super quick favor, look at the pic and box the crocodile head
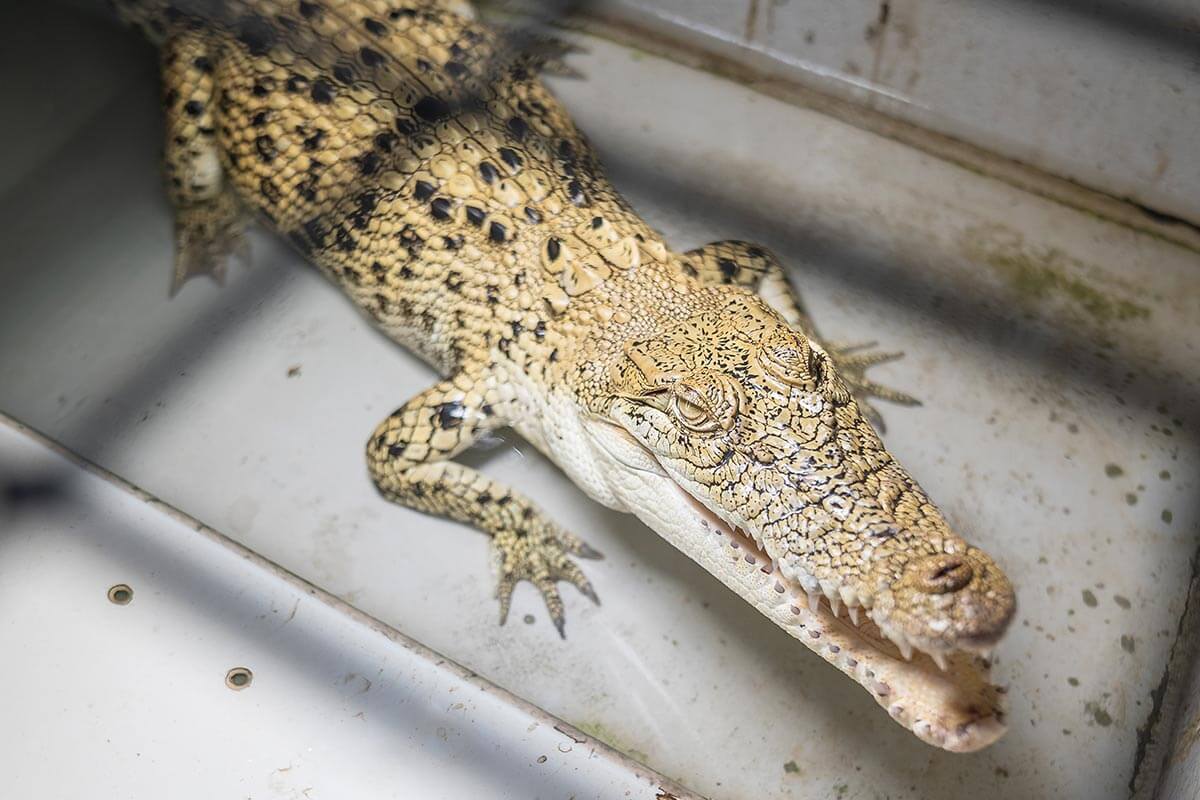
[584,286,1015,751]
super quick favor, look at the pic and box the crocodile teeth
[829,594,842,617]
[848,605,860,625]
[931,650,949,671]
[807,590,821,613]
[897,638,914,661]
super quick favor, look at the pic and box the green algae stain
[783,760,800,774]
[574,721,649,763]
[960,226,1151,324]
[1086,701,1114,727]
[1104,463,1124,478]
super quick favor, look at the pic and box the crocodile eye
[669,375,742,433]
[672,393,719,432]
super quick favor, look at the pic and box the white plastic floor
[0,417,694,799]
[2,3,1199,798]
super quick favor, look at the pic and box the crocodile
[114,0,1016,752]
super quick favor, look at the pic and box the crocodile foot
[493,514,602,638]
[824,341,921,433]
[171,189,248,295]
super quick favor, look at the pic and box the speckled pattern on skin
[115,0,1016,751]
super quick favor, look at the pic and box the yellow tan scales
[115,0,1016,751]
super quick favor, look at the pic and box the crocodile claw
[824,340,921,433]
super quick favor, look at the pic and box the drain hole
[225,667,253,690]
[107,584,133,605]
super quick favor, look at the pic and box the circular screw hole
[107,584,133,605]
[225,667,253,691]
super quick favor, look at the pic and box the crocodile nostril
[915,555,973,594]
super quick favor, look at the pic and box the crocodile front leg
[367,369,601,637]
[683,240,919,430]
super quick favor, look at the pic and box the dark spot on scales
[334,226,356,253]
[507,117,529,140]
[302,217,326,247]
[498,148,522,170]
[303,130,324,151]
[362,17,388,36]
[360,47,384,67]
[334,64,355,84]
[478,162,499,184]
[183,100,203,117]
[546,237,561,261]
[524,207,542,224]
[357,151,381,176]
[567,180,586,205]
[414,95,450,122]
[374,132,398,152]
[488,221,507,243]
[413,180,435,201]
[236,13,276,57]
[192,56,212,73]
[310,79,334,104]
[430,197,451,220]
[298,1,319,19]
[465,206,486,226]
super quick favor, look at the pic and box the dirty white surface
[0,417,691,799]
[589,0,1200,226]
[1,3,1199,799]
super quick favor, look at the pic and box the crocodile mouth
[678,490,1008,752]
[585,417,1008,751]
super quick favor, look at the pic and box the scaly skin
[114,0,1016,751]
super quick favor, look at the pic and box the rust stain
[865,1,891,85]
[743,0,760,42]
